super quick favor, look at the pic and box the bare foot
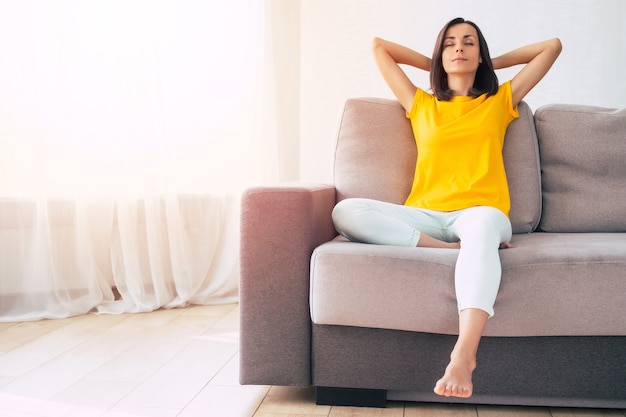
[449,241,461,249]
[433,355,476,398]
[416,234,460,249]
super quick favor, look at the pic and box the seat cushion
[310,233,626,337]
[333,98,541,233]
[535,104,626,232]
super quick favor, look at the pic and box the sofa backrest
[535,104,626,232]
[333,97,541,234]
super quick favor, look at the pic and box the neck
[447,74,475,96]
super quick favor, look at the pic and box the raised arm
[492,38,562,107]
[372,37,431,112]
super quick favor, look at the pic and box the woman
[332,17,561,399]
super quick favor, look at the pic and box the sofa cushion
[334,98,416,206]
[333,98,541,233]
[536,104,626,232]
[310,233,626,337]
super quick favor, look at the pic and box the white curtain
[0,0,278,321]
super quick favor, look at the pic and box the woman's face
[441,23,482,76]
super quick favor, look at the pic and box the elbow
[372,37,382,51]
[372,36,390,53]
[551,37,563,54]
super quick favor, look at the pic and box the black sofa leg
[315,386,387,408]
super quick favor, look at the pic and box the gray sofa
[239,98,626,408]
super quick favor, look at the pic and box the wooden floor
[0,304,624,417]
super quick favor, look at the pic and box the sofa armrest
[239,183,337,386]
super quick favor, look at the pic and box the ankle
[449,349,477,371]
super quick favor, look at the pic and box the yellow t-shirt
[405,81,519,216]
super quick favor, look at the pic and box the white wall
[297,0,626,182]
[270,0,301,182]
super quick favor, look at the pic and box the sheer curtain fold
[0,0,276,321]
[101,194,240,315]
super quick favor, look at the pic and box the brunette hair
[430,17,498,101]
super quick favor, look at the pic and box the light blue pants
[331,198,512,317]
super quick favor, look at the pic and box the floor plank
[328,401,404,417]
[0,304,624,417]
[549,409,626,417]
[477,404,551,417]
[404,402,477,417]
[254,386,331,416]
